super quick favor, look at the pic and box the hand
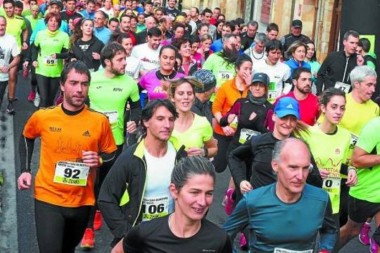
[32,61,38,68]
[187,147,204,156]
[82,150,100,168]
[319,169,330,179]
[227,114,237,124]
[357,54,364,66]
[0,65,8,73]
[239,180,252,194]
[111,238,124,253]
[92,52,100,60]
[22,42,28,50]
[50,54,57,59]
[346,169,357,186]
[126,121,137,134]
[23,61,29,69]
[243,72,252,86]
[18,172,32,190]
[222,126,235,136]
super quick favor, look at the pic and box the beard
[221,46,239,64]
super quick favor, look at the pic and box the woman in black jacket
[70,19,104,71]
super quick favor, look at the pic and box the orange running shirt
[23,105,117,207]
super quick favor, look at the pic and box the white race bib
[274,248,313,253]
[103,111,118,125]
[323,177,341,195]
[217,71,233,81]
[334,82,351,93]
[239,128,261,144]
[142,195,169,221]
[43,56,58,66]
[53,161,90,186]
[268,90,281,101]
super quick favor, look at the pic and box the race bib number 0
[323,177,340,194]
[239,128,261,144]
[334,82,351,93]
[142,196,169,221]
[53,161,90,186]
[43,57,58,67]
[274,248,312,253]
[103,111,118,125]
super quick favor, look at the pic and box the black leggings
[36,74,60,107]
[0,81,7,105]
[212,133,233,173]
[35,199,91,253]
[87,145,124,228]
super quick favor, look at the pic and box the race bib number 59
[53,161,90,186]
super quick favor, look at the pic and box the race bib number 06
[54,161,90,186]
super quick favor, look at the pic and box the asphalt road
[0,73,369,252]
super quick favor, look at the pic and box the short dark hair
[265,39,283,54]
[147,26,162,37]
[292,67,311,80]
[201,8,212,16]
[100,42,126,67]
[108,17,119,25]
[172,22,186,32]
[3,0,15,7]
[140,99,178,137]
[44,12,62,28]
[223,21,235,32]
[14,1,23,9]
[266,22,279,32]
[172,37,190,51]
[359,38,371,53]
[60,61,91,84]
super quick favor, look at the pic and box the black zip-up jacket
[98,140,186,246]
[316,51,357,95]
[70,36,104,71]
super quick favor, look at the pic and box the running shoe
[6,101,15,115]
[239,233,248,250]
[33,93,40,108]
[80,228,95,249]
[359,222,371,245]
[93,210,103,231]
[370,237,379,253]
[224,188,235,215]
[27,91,36,102]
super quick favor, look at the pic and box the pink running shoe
[370,237,379,253]
[239,233,248,250]
[27,91,36,102]
[224,188,235,215]
[359,222,371,245]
